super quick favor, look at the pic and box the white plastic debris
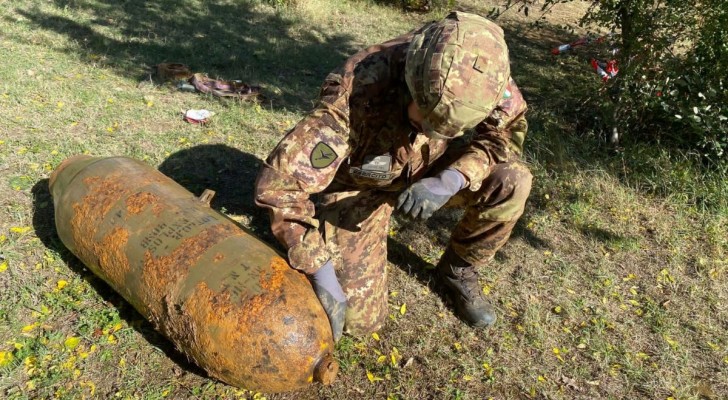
[183,109,214,124]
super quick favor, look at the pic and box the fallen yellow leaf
[366,370,383,383]
[64,336,80,350]
[81,381,96,396]
[10,226,31,234]
[399,303,407,315]
[371,332,380,341]
[0,351,14,367]
[0,261,8,273]
[482,362,494,377]
[390,347,400,367]
[664,335,679,349]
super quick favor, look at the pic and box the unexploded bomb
[50,155,338,393]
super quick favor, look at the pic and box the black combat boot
[436,247,497,328]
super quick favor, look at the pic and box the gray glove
[397,168,466,220]
[309,260,347,342]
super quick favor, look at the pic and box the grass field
[1,0,726,399]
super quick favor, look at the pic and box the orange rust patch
[71,175,166,240]
[173,282,241,385]
[65,173,168,318]
[69,177,133,284]
[262,256,289,292]
[232,256,289,326]
[96,227,131,288]
[140,223,245,318]
[125,192,164,216]
[69,173,165,259]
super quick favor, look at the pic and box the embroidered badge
[310,142,338,169]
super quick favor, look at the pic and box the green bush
[590,0,728,163]
[496,0,727,164]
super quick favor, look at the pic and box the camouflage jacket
[255,27,528,274]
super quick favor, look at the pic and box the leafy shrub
[588,0,728,163]
[495,0,727,165]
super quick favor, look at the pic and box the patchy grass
[1,0,726,399]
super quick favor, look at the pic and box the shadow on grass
[158,143,276,245]
[14,0,358,110]
[30,179,208,379]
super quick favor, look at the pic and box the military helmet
[405,11,511,139]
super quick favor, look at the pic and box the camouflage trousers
[317,161,532,336]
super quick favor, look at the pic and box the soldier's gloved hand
[397,168,466,220]
[309,260,347,342]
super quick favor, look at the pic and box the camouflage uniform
[255,12,532,335]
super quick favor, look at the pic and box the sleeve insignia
[310,142,338,169]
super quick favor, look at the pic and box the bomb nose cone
[313,353,339,385]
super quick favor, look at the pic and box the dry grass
[0,0,726,399]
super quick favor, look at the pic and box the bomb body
[50,155,337,392]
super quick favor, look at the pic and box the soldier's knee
[471,164,532,222]
[511,166,532,203]
[490,163,532,202]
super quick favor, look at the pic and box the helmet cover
[405,12,511,139]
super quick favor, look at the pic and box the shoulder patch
[310,142,338,169]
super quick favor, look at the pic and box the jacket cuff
[287,229,330,275]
